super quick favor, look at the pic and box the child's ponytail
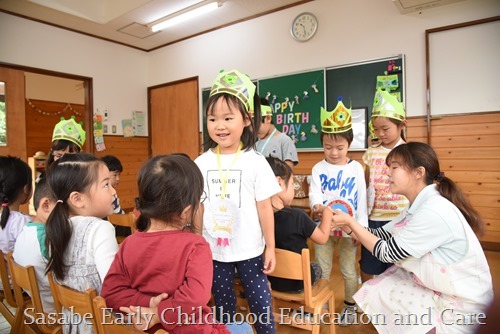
[45,201,72,280]
[0,156,33,229]
[44,153,103,280]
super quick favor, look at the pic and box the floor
[1,250,498,334]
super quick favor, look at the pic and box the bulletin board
[258,70,325,151]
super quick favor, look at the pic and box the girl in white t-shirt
[195,69,281,334]
[0,156,33,259]
[45,152,119,333]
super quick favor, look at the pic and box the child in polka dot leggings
[195,69,282,333]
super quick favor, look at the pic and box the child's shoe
[339,305,357,326]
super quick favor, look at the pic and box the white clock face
[291,13,318,41]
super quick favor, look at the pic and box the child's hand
[263,247,276,274]
[312,204,325,220]
[330,210,354,228]
[119,305,158,331]
[119,293,168,330]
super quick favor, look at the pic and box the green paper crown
[261,105,272,117]
[52,116,86,149]
[372,88,406,121]
[209,69,256,112]
[321,98,352,134]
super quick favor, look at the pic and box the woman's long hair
[387,142,484,235]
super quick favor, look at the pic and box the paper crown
[261,105,272,117]
[371,88,405,121]
[209,69,256,112]
[52,116,86,149]
[320,97,352,134]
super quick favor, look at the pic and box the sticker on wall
[122,119,134,138]
[132,111,145,136]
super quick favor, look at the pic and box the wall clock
[290,12,318,42]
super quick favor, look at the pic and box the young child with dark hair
[0,156,33,265]
[101,154,252,334]
[46,116,86,168]
[256,98,298,170]
[101,155,124,214]
[266,157,331,293]
[13,174,56,312]
[309,98,368,326]
[195,69,281,333]
[45,152,119,333]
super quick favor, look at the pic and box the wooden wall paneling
[429,112,500,244]
[94,136,149,211]
[25,99,86,157]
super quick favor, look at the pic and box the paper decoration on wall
[132,111,145,136]
[93,114,106,151]
[122,119,134,138]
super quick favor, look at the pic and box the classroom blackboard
[326,56,405,149]
[200,56,404,151]
[258,70,325,151]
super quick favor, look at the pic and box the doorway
[0,63,93,160]
[148,77,200,158]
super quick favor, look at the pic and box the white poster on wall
[132,111,145,136]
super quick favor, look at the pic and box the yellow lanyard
[216,143,242,200]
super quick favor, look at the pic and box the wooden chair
[108,212,137,244]
[0,252,17,325]
[268,248,335,334]
[48,273,99,333]
[93,296,168,334]
[6,252,61,334]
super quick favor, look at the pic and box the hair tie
[434,172,445,182]
[56,200,63,204]
[1,203,8,207]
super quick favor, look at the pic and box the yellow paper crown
[371,88,405,121]
[321,97,352,134]
[52,116,86,149]
[209,69,256,112]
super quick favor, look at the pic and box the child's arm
[309,206,333,245]
[90,220,119,280]
[256,198,276,274]
[309,167,324,216]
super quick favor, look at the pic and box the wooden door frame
[0,62,94,154]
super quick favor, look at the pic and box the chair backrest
[7,252,60,334]
[269,248,314,306]
[108,213,136,232]
[0,252,18,326]
[48,273,98,331]
[109,213,137,244]
[0,252,16,307]
[6,252,44,312]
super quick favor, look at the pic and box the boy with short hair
[256,98,299,170]
[101,155,124,214]
[309,98,368,326]
[13,175,57,313]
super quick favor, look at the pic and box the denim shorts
[359,220,394,275]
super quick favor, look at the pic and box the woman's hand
[331,209,355,229]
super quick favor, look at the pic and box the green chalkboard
[200,56,404,152]
[258,70,325,151]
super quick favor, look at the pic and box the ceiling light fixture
[150,1,223,32]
